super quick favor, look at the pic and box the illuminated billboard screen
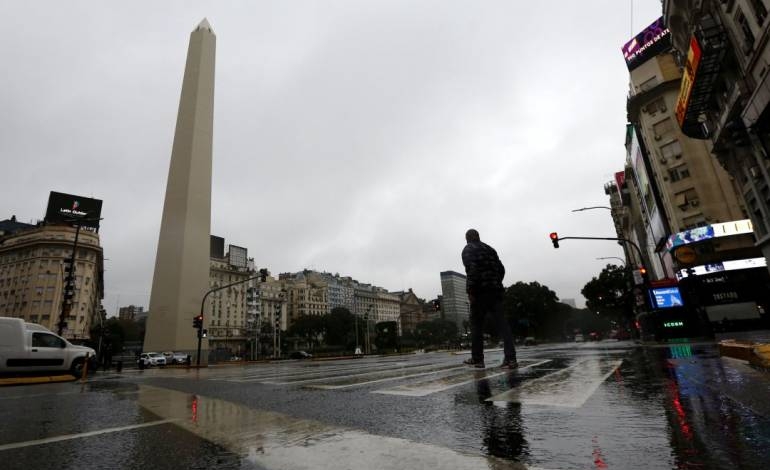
[44,191,102,229]
[650,287,684,309]
[228,245,248,268]
[622,17,671,71]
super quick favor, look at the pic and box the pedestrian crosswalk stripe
[373,360,552,397]
[266,362,462,386]
[216,362,409,382]
[485,358,623,407]
[306,365,467,390]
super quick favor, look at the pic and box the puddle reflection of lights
[668,345,693,359]
[191,395,198,423]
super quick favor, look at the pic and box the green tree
[414,319,458,347]
[323,307,356,346]
[581,264,633,321]
[502,281,560,338]
[287,314,325,349]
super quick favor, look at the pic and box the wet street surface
[2,340,770,469]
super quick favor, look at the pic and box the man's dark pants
[470,289,516,363]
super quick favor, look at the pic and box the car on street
[162,351,189,364]
[289,351,313,359]
[0,316,96,375]
[524,337,537,346]
[137,352,166,367]
[574,333,585,342]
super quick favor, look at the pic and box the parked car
[0,317,96,375]
[162,351,189,364]
[137,352,166,367]
[524,337,537,346]
[574,333,585,343]
[289,351,313,359]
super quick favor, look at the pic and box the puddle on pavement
[136,384,529,470]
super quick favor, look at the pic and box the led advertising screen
[228,245,248,268]
[650,287,684,309]
[622,17,671,71]
[44,191,102,229]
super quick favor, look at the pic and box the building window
[668,165,691,182]
[653,118,675,137]
[736,9,756,50]
[660,140,683,160]
[749,0,768,25]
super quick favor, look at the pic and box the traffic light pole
[198,272,267,366]
[553,236,645,270]
[552,235,651,310]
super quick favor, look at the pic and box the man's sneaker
[500,359,518,370]
[463,358,485,368]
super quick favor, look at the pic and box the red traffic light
[549,232,559,248]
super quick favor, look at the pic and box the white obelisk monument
[144,19,215,362]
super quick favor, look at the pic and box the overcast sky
[1,1,663,315]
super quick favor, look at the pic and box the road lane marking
[486,358,623,407]
[306,365,467,390]
[221,362,413,382]
[134,384,534,469]
[373,360,553,397]
[0,419,177,451]
[263,362,461,385]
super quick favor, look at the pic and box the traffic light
[259,268,268,282]
[432,299,441,311]
[549,232,559,248]
[201,329,208,338]
[639,266,649,284]
[193,315,203,329]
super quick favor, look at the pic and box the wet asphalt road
[2,340,770,469]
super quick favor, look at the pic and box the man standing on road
[461,229,517,369]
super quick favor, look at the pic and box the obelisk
[144,19,215,362]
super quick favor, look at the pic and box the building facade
[439,271,470,331]
[0,222,105,340]
[118,305,144,321]
[206,242,255,358]
[664,0,770,272]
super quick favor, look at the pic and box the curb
[0,374,76,386]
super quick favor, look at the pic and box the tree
[502,281,560,338]
[287,315,325,349]
[581,264,633,321]
[414,319,458,347]
[323,307,356,346]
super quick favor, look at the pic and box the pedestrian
[461,228,517,369]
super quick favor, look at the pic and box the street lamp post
[365,304,373,354]
[571,206,612,212]
[596,257,627,266]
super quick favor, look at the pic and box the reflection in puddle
[136,384,526,469]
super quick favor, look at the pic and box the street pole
[355,313,359,353]
[58,223,81,336]
[198,271,266,366]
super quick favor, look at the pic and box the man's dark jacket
[462,241,505,296]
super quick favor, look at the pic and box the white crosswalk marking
[373,360,552,397]
[485,358,623,407]
[266,362,461,386]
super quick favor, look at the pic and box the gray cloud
[0,1,664,313]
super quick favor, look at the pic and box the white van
[0,317,96,375]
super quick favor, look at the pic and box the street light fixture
[571,206,612,212]
[596,257,627,266]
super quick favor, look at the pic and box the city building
[394,289,429,334]
[144,19,216,360]
[207,238,255,359]
[440,271,470,331]
[0,220,104,340]
[664,0,770,272]
[613,13,770,337]
[118,305,144,321]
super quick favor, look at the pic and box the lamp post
[365,304,373,354]
[596,257,627,266]
[571,206,612,212]
[58,215,102,337]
